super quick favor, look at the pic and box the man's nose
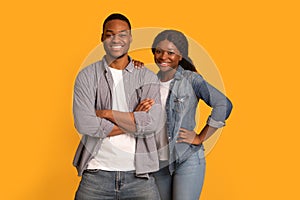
[111,35,121,42]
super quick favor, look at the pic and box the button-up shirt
[72,57,162,177]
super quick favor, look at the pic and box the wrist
[103,110,110,119]
[193,135,202,145]
[107,110,114,121]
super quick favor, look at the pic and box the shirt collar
[102,55,134,73]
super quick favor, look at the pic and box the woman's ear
[179,54,183,61]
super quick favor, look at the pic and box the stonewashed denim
[154,146,206,200]
[75,169,160,200]
[158,66,232,173]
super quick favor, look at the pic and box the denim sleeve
[133,70,163,136]
[192,73,233,128]
[73,68,114,138]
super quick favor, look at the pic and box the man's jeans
[75,169,160,200]
[153,148,206,200]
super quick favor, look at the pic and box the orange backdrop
[1,0,299,199]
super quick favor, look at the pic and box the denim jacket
[160,66,233,174]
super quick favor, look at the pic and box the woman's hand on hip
[177,128,202,145]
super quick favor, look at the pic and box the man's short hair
[102,13,131,32]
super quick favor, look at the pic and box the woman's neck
[160,69,176,82]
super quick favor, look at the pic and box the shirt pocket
[128,87,142,110]
[135,87,143,101]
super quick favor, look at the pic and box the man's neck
[105,54,130,70]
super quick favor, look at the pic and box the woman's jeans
[154,148,206,200]
[75,169,160,200]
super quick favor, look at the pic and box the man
[73,13,162,199]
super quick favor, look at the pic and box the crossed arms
[73,66,162,139]
[95,99,155,136]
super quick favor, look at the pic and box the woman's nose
[159,51,168,60]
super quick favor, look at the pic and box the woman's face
[154,39,182,72]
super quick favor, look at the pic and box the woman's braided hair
[151,30,197,72]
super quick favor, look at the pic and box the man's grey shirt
[73,57,162,177]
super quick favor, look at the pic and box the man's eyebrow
[105,29,129,33]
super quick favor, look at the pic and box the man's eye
[168,51,175,55]
[155,49,161,54]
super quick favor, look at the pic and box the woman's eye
[168,51,175,55]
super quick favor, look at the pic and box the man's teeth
[112,46,122,49]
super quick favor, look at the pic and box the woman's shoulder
[181,69,204,81]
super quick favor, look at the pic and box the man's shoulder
[133,66,157,77]
[133,67,159,84]
[78,60,103,76]
[74,60,105,87]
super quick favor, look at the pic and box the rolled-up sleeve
[192,74,233,128]
[133,70,163,136]
[73,68,114,138]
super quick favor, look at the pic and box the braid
[152,30,197,72]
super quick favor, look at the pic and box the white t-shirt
[155,79,173,161]
[87,67,136,171]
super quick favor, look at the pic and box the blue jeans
[154,148,206,200]
[75,169,160,200]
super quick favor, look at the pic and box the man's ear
[101,33,104,42]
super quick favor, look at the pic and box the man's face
[102,19,132,60]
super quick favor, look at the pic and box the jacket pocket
[173,96,188,113]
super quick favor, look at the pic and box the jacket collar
[174,65,184,80]
[157,65,184,81]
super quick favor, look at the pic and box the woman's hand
[132,59,144,69]
[135,98,154,112]
[177,128,203,145]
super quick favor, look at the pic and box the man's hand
[96,110,110,119]
[95,109,136,132]
[135,98,155,112]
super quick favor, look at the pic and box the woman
[138,30,233,200]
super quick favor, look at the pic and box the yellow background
[1,0,299,199]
